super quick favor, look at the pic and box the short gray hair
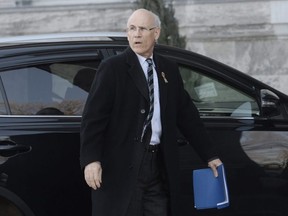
[153,13,161,28]
[128,9,162,28]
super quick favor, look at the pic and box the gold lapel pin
[161,72,168,83]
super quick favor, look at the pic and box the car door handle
[0,141,31,157]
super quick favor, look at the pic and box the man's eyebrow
[129,25,146,28]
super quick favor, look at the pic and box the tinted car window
[0,61,98,115]
[179,64,260,117]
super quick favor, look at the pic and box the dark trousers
[125,145,169,216]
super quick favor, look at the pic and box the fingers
[208,159,222,178]
[211,166,218,178]
[84,161,102,190]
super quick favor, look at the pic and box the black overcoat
[80,47,217,216]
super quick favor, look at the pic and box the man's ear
[155,28,161,41]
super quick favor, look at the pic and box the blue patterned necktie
[141,58,154,141]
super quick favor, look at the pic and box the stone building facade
[0,0,288,94]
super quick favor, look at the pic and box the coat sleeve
[80,60,116,169]
[175,65,218,162]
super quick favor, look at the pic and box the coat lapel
[125,48,149,102]
[124,48,169,109]
[154,54,168,114]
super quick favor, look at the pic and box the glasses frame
[127,25,158,33]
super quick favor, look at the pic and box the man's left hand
[208,159,222,177]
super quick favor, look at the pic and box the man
[80,8,222,216]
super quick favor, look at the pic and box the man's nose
[134,31,142,37]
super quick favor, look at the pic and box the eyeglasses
[127,26,158,33]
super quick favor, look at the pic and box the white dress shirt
[136,54,162,145]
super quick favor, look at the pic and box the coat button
[140,109,145,114]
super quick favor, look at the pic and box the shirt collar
[136,53,154,67]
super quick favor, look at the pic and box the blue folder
[193,164,229,210]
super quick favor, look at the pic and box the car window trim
[0,76,11,115]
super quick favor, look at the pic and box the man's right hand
[84,161,102,190]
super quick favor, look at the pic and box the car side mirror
[260,89,280,117]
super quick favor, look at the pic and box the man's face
[127,10,160,58]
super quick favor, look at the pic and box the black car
[0,32,287,216]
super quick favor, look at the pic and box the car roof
[0,32,127,46]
